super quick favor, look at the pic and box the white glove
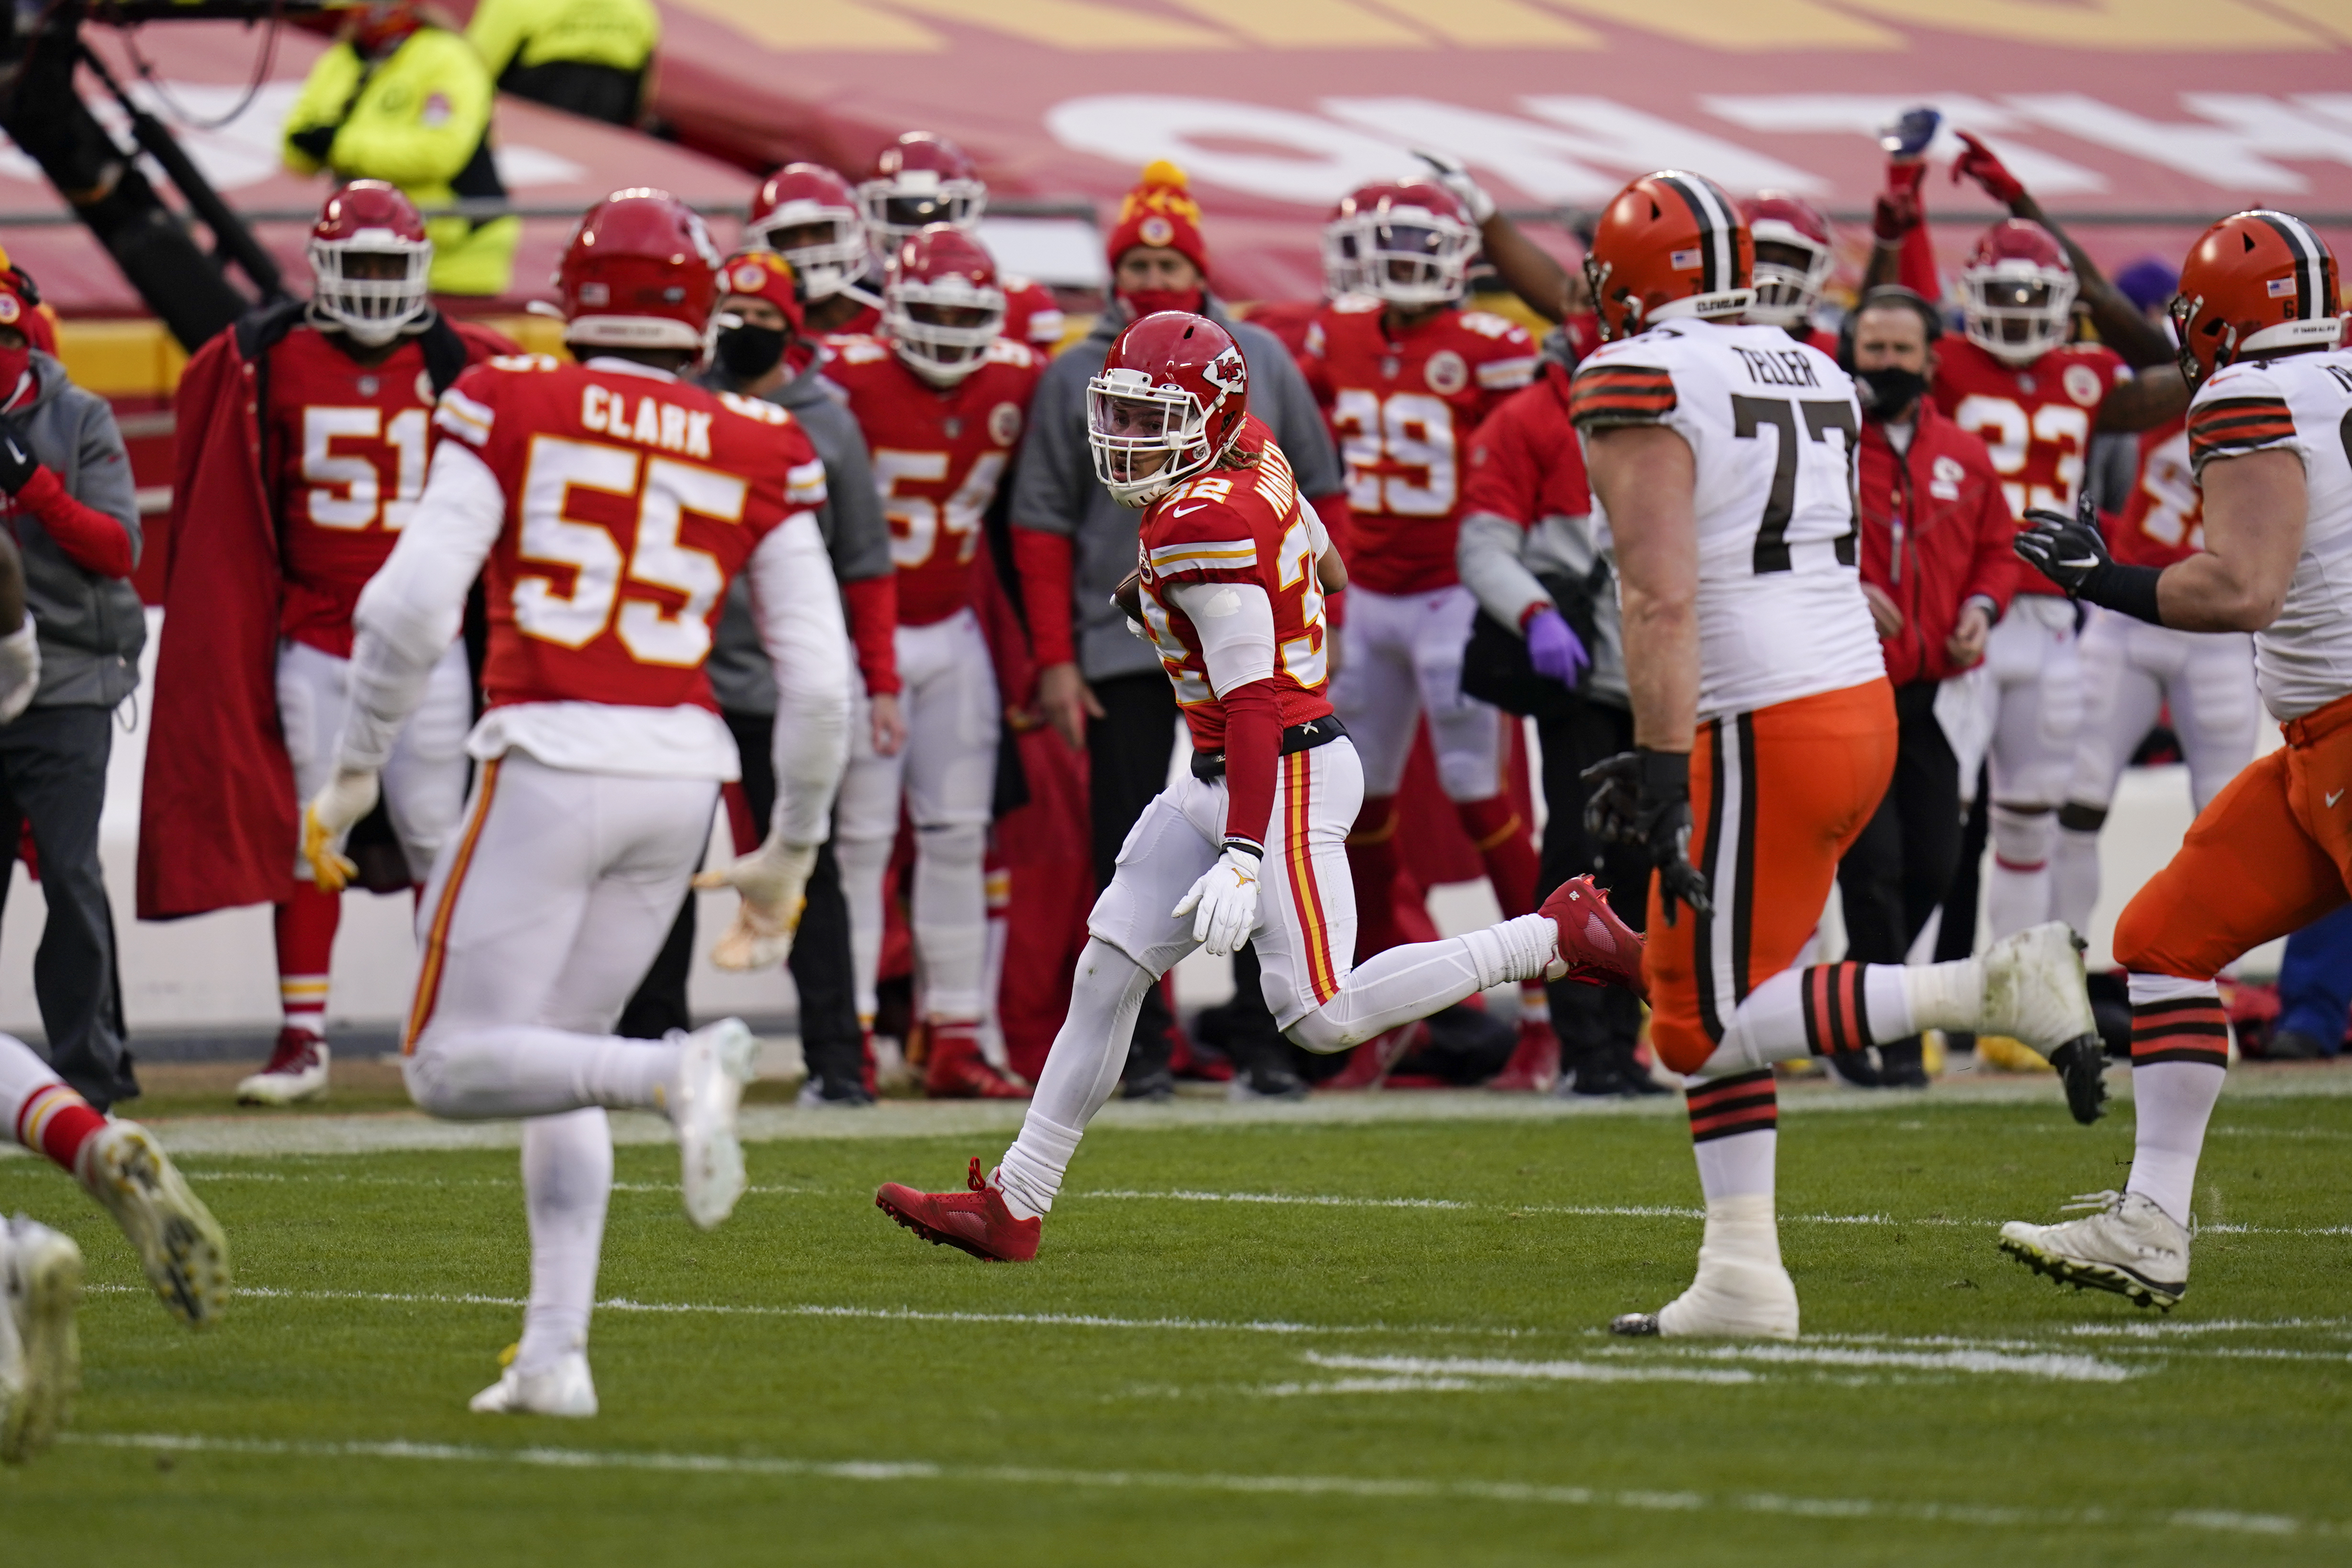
[1173,845,1264,958]
[301,766,380,893]
[692,834,817,971]
[0,622,38,724]
[1414,147,1495,224]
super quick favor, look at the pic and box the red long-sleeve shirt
[1856,403,2017,686]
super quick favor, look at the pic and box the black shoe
[1122,1068,1176,1101]
[2263,1027,2333,1061]
[1826,1050,1884,1087]
[1565,1049,1669,1098]
[1230,1064,1309,1101]
[1876,1038,1929,1089]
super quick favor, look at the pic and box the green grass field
[2,1081,2347,1565]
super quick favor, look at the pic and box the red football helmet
[1960,219,2077,366]
[747,163,869,303]
[1741,192,1833,331]
[2172,210,2343,388]
[555,188,723,352]
[309,179,432,347]
[1584,171,1753,342]
[1086,312,1249,508]
[860,132,986,245]
[884,226,1005,387]
[717,248,806,339]
[1322,180,1476,307]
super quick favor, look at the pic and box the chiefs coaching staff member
[140,182,514,1103]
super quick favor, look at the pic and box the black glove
[288,123,340,164]
[2015,489,2164,624]
[0,421,38,496]
[1581,748,1713,926]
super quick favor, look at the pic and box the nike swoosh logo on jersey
[2330,789,2345,808]
[1169,502,1209,517]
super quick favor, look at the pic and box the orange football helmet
[2172,210,2343,388]
[1584,171,1753,342]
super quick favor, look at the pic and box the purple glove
[1525,608,1589,686]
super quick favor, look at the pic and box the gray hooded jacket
[3,353,143,708]
[1008,297,1342,684]
[702,353,889,716]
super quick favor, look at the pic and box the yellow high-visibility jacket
[282,28,518,297]
[467,0,659,77]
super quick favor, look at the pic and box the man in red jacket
[1836,287,2016,1086]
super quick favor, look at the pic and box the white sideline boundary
[55,1431,2329,1539]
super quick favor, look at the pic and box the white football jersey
[2187,347,2352,721]
[1571,318,1883,721]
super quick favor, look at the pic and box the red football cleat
[923,1023,1029,1101]
[1487,1013,1561,1093]
[875,1157,1041,1262]
[1540,874,1646,995]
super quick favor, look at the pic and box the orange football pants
[2114,690,2352,980]
[1647,679,1897,1075]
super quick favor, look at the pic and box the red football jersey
[1934,335,2129,594]
[1460,361,1588,527]
[267,329,442,657]
[433,355,825,710]
[1239,299,1321,373]
[1135,416,1336,750]
[826,334,1041,625]
[2108,414,2200,570]
[1001,275,1066,350]
[1306,298,1538,594]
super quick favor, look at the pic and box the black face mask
[715,323,787,382]
[1855,364,1928,422]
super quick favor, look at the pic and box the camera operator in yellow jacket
[282,1,517,298]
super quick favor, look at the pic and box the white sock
[835,830,895,1023]
[913,822,988,1020]
[1702,964,1925,1072]
[2051,823,2103,936]
[517,1108,610,1376]
[1986,804,2055,939]
[402,1028,679,1121]
[1697,1191,1784,1271]
[1287,918,1549,1055]
[992,941,1157,1217]
[997,1111,1081,1222]
[2123,974,2228,1227]
[1694,1129,1776,1205]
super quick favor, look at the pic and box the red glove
[1951,130,2024,206]
[1872,187,1920,245]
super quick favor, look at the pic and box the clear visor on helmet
[747,208,867,302]
[1962,263,2076,364]
[1085,368,1213,508]
[1747,236,1831,329]
[887,275,1006,386]
[309,232,431,346]
[1352,213,1476,307]
[861,174,985,242]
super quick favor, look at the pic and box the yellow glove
[301,767,380,894]
[691,836,816,971]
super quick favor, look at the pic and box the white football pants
[279,637,471,883]
[399,753,716,1380]
[1329,583,1507,800]
[2053,612,2259,934]
[834,608,999,1023]
[1983,595,2084,940]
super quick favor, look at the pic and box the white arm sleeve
[340,440,506,771]
[1168,579,1276,699]
[745,511,852,845]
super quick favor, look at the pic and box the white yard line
[56,1431,2329,1539]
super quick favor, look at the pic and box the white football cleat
[469,1351,598,1417]
[1980,922,2109,1123]
[1612,1195,1799,1340]
[1,1217,83,1464]
[672,1018,758,1231]
[1999,1190,2189,1311]
[75,1121,231,1329]
[236,1030,332,1106]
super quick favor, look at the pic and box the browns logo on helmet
[309,179,432,347]
[747,164,869,303]
[1959,219,2076,366]
[885,225,1006,387]
[1584,171,1754,343]
[555,188,723,351]
[1741,191,1833,332]
[1085,312,1249,508]
[2172,209,2344,388]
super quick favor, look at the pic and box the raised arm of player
[1415,148,1575,323]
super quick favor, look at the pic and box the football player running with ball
[2001,212,2352,1311]
[824,226,1042,1098]
[302,190,853,1414]
[1572,173,2101,1340]
[874,313,1642,1261]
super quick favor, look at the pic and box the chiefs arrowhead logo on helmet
[1584,171,1754,343]
[2172,209,2343,388]
[1087,312,1250,509]
[1201,343,1247,397]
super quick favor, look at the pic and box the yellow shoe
[1975,1034,2051,1073]
[1921,1030,1948,1079]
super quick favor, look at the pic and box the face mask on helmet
[861,170,985,245]
[749,213,868,303]
[1354,216,1475,307]
[1086,370,1217,508]
[1962,267,2076,365]
[886,278,1005,387]
[309,236,432,346]
[1748,238,1830,330]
